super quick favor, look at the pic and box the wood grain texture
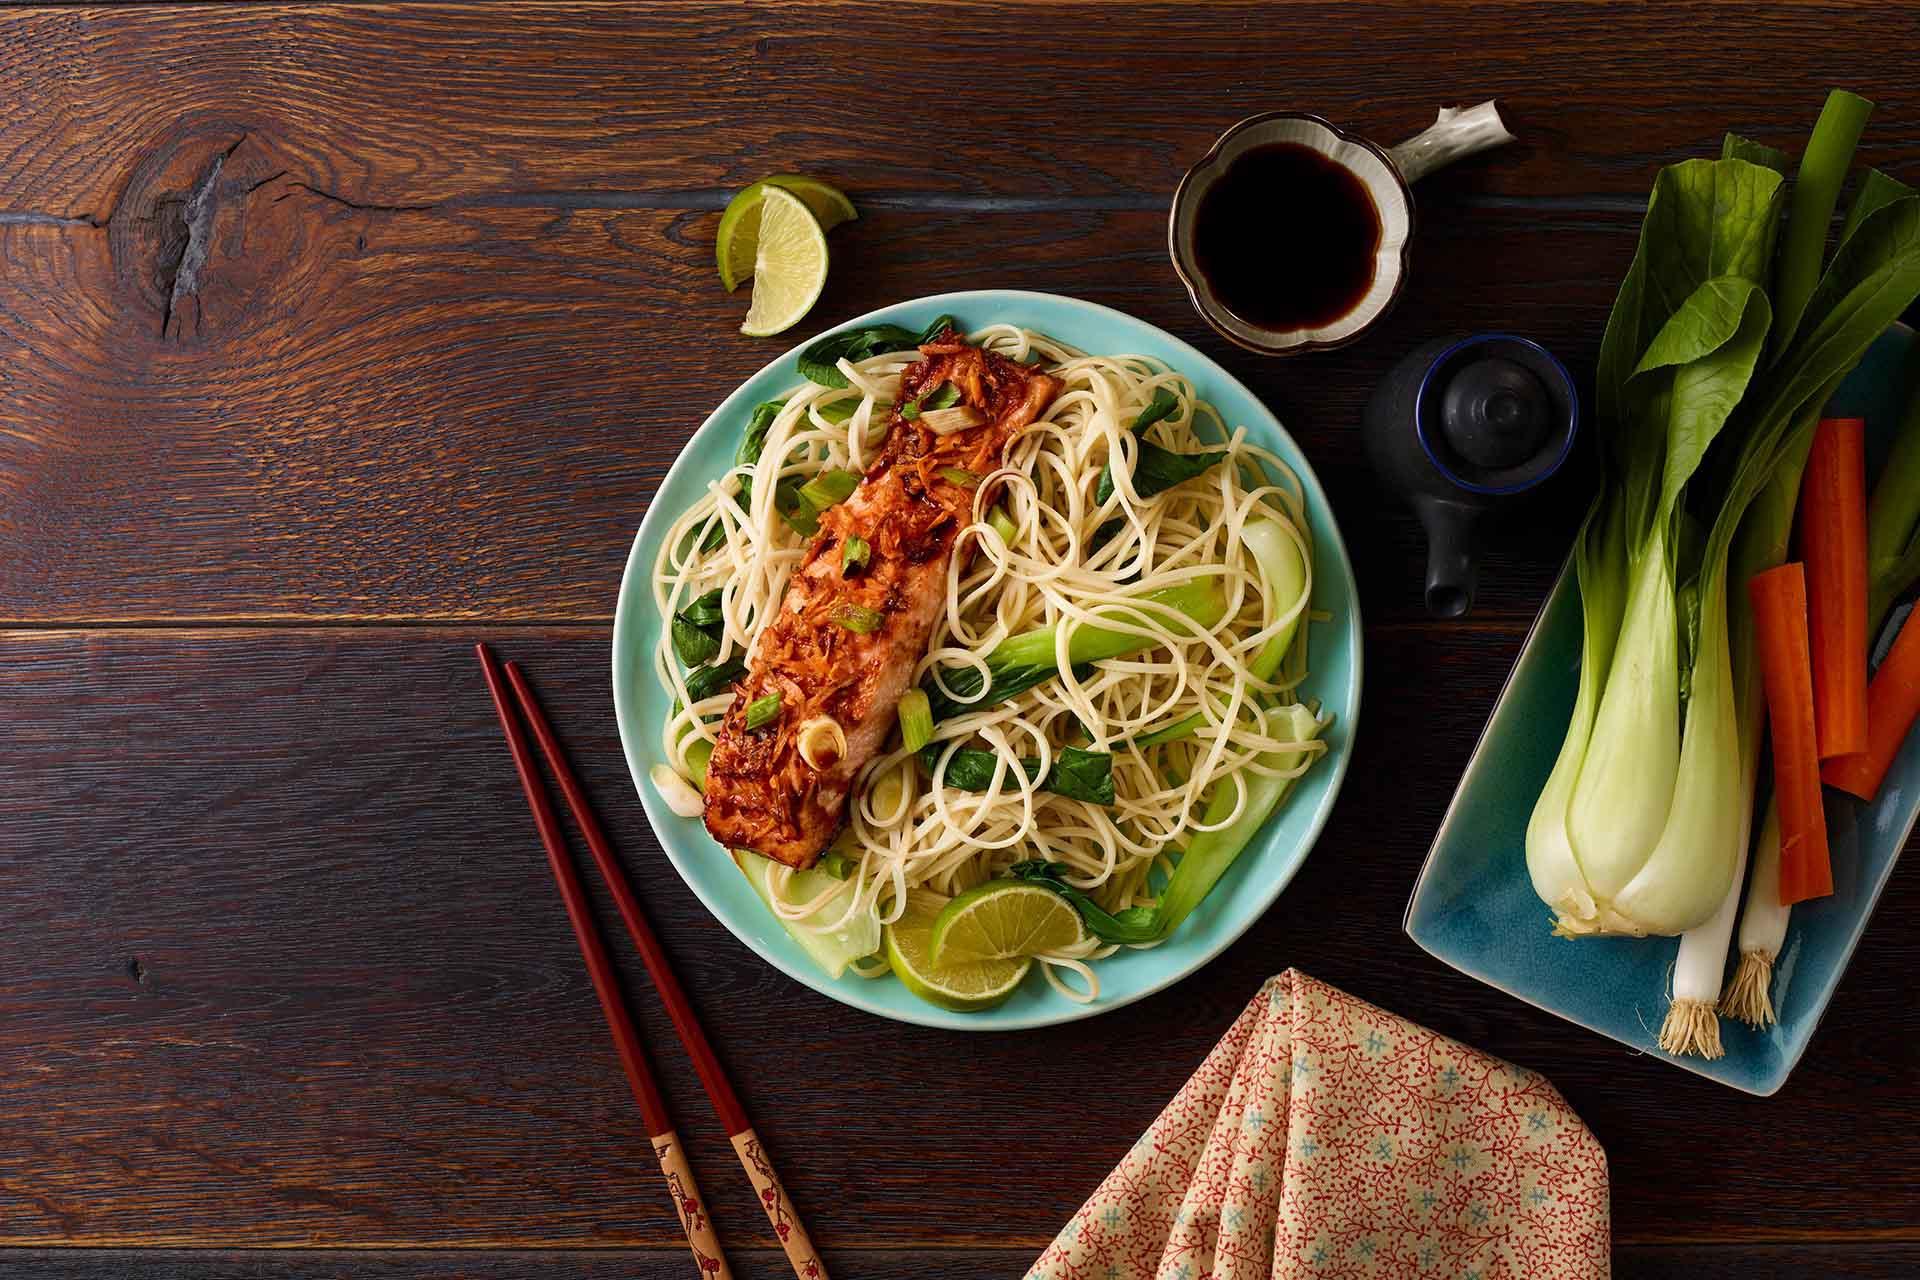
[8,1,1920,1270]
[3,4,1920,215]
[0,197,1606,626]
[5,1,1916,626]
[3,626,1917,1252]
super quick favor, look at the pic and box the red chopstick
[476,644,730,1278]
[479,644,827,1280]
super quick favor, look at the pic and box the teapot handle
[1388,101,1515,184]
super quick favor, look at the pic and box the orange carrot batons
[1824,605,1920,801]
[1802,417,1870,759]
[1749,563,1833,905]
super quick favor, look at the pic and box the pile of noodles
[652,324,1323,1001]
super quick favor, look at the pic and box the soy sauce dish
[1169,105,1513,355]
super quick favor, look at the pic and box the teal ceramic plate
[1407,325,1918,1094]
[613,290,1362,1030]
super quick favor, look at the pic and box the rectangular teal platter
[1406,325,1918,1095]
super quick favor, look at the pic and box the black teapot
[1362,334,1579,618]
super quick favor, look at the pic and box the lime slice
[739,186,829,338]
[716,176,856,292]
[931,880,1086,964]
[885,889,1030,1011]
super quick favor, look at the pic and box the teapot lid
[1414,334,1578,496]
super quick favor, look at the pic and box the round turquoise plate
[613,290,1362,1029]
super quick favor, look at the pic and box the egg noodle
[653,324,1324,1002]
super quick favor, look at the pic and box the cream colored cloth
[1027,970,1609,1279]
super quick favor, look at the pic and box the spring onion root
[1721,950,1778,1029]
[1722,799,1789,1028]
[1657,996,1725,1060]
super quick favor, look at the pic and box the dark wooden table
[6,4,1920,1277]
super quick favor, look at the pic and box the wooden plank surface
[5,627,1919,1255]
[4,3,1920,214]
[0,201,1603,626]
[6,1,1920,1273]
[4,1,1919,626]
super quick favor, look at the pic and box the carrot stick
[1802,417,1870,758]
[1749,563,1833,905]
[1824,605,1920,801]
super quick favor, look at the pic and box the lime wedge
[716,175,856,292]
[765,174,858,233]
[739,186,828,338]
[931,880,1086,963]
[885,889,1030,1011]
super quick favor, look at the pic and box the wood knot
[107,120,350,344]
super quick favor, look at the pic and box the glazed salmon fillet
[703,331,1064,867]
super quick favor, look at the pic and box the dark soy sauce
[1192,142,1383,331]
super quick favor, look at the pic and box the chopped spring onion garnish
[937,466,981,488]
[831,602,885,634]
[897,688,933,751]
[986,505,1017,546]
[820,850,856,880]
[797,468,860,514]
[924,383,961,410]
[795,716,846,770]
[918,405,984,433]
[744,692,783,731]
[842,534,871,574]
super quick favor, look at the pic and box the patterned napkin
[1026,970,1609,1280]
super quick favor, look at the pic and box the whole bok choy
[1527,90,1920,942]
[1526,157,1783,938]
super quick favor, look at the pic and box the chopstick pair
[476,644,825,1280]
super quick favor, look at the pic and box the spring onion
[795,716,846,771]
[1723,801,1788,1028]
[744,692,783,730]
[897,688,933,752]
[842,534,871,575]
[986,505,1018,546]
[831,602,885,634]
[1866,372,1920,627]
[936,466,981,488]
[918,405,985,433]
